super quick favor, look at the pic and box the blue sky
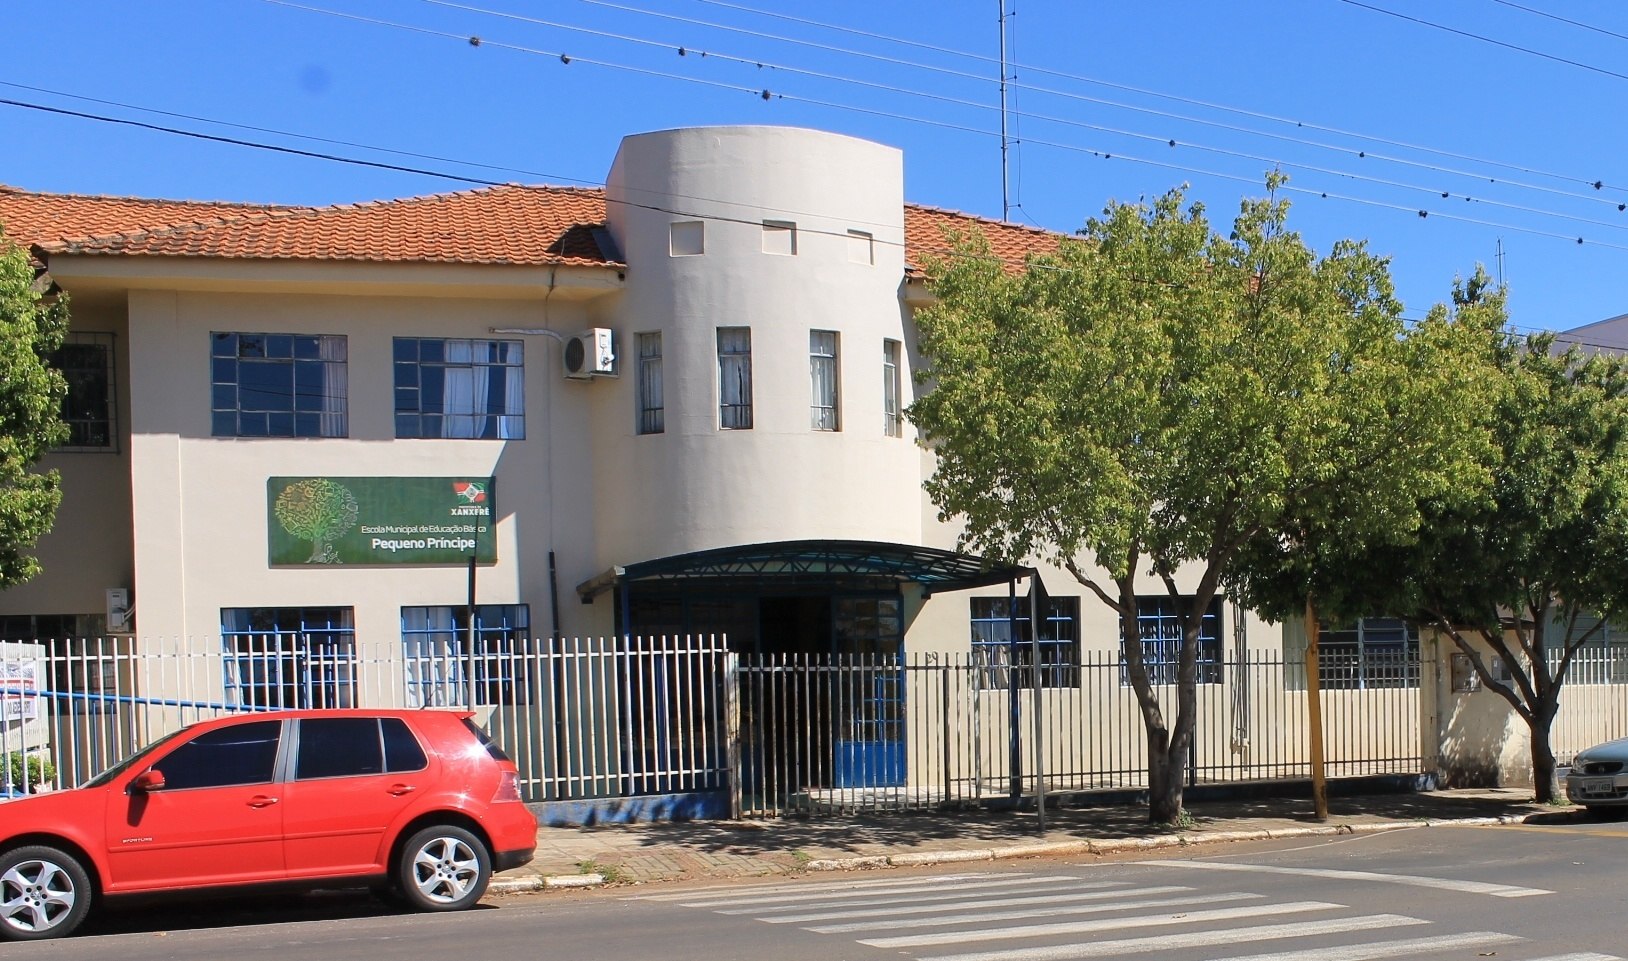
[5,1,1627,337]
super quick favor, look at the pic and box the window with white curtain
[211,332,348,438]
[810,330,839,431]
[718,327,753,430]
[220,606,356,709]
[393,338,524,439]
[883,338,902,437]
[637,331,664,435]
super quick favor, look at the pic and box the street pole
[467,553,479,710]
[1305,595,1329,821]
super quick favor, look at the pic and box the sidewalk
[489,788,1577,894]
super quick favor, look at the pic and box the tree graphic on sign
[274,478,359,564]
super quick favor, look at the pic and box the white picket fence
[4,636,1627,814]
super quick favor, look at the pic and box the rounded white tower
[593,126,921,565]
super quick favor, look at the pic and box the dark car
[0,709,537,941]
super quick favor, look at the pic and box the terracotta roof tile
[0,183,1062,274]
[27,184,619,268]
[0,186,284,266]
[902,204,1067,275]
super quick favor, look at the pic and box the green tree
[274,478,359,563]
[911,182,1478,823]
[0,231,69,587]
[1388,279,1628,802]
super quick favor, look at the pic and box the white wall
[594,126,921,567]
[121,288,605,643]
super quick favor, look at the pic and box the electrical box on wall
[1450,652,1481,693]
[105,588,132,634]
[563,328,616,379]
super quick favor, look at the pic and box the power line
[680,0,1625,196]
[1338,0,1628,82]
[1487,0,1628,44]
[16,5,1628,269]
[368,1,1628,238]
[11,99,1618,344]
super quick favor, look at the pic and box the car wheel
[396,826,491,912]
[0,845,92,941]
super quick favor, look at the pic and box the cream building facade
[5,126,1513,809]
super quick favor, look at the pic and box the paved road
[41,818,1628,961]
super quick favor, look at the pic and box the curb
[488,812,1558,893]
[488,872,606,894]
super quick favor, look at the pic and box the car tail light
[492,769,522,803]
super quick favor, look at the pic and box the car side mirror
[130,769,166,793]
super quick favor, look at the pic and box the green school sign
[267,476,496,566]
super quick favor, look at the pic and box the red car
[0,709,538,941]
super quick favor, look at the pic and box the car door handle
[247,795,280,808]
[387,784,418,797]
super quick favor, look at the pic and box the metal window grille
[718,327,753,430]
[392,337,524,440]
[637,332,664,435]
[970,596,1081,689]
[1126,597,1224,685]
[810,330,839,431]
[1318,617,1421,689]
[211,332,348,438]
[401,605,532,706]
[220,607,356,709]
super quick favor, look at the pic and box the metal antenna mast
[998,0,1013,221]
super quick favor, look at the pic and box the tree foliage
[0,232,68,588]
[911,181,1484,822]
[1386,277,1628,801]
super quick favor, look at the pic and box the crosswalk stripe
[622,871,1025,901]
[807,890,1260,934]
[918,913,1429,961]
[759,884,1190,923]
[668,874,1083,909]
[712,877,1113,914]
[859,899,1343,948]
[1136,859,1552,898]
[1200,931,1523,961]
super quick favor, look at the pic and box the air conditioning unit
[563,328,617,379]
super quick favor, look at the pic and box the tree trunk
[1528,703,1560,804]
[1147,734,1183,823]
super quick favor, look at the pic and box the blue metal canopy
[576,539,1031,601]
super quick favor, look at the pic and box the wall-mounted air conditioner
[564,328,617,379]
[106,588,133,634]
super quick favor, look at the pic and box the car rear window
[460,717,512,762]
[383,717,428,771]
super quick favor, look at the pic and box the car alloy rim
[1,859,77,933]
[411,836,480,904]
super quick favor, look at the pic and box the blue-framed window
[393,338,524,439]
[221,606,355,708]
[401,605,531,706]
[1125,596,1223,686]
[1319,617,1419,689]
[970,596,1081,690]
[211,332,347,438]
